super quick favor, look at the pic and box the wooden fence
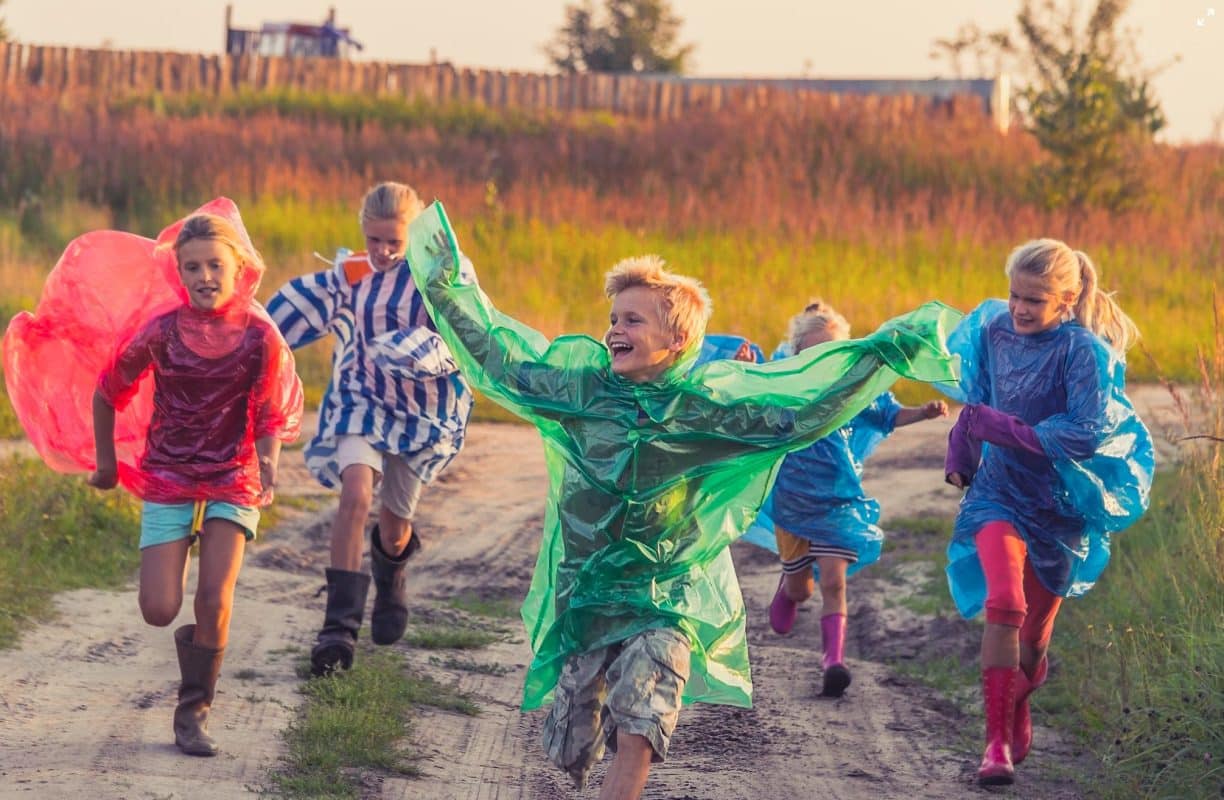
[0,42,1009,130]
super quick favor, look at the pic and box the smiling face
[605,286,686,383]
[362,216,409,271]
[177,238,241,311]
[1008,271,1069,335]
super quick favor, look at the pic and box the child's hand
[732,342,756,363]
[88,465,118,490]
[429,231,455,267]
[923,400,949,420]
[258,455,278,504]
[946,471,969,490]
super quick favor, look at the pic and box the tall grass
[1041,295,1223,799]
[0,456,141,647]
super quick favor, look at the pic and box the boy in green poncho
[407,203,960,799]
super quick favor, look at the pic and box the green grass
[0,456,141,648]
[445,591,522,620]
[113,89,558,139]
[267,645,480,798]
[432,655,514,677]
[402,623,504,650]
[1041,465,1223,800]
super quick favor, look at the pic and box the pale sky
[6,1,1222,142]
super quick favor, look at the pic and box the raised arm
[266,265,348,350]
[406,202,603,418]
[678,302,962,450]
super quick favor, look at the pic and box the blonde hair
[788,298,850,352]
[359,181,423,224]
[604,255,712,347]
[1005,239,1140,352]
[173,213,260,271]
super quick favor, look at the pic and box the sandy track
[0,385,1180,798]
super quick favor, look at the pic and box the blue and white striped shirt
[267,253,473,488]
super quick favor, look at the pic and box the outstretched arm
[406,203,602,418]
[682,302,962,449]
[266,266,348,350]
[895,399,949,428]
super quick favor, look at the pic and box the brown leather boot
[310,568,371,676]
[369,524,419,646]
[173,624,225,757]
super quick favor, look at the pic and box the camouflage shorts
[541,627,691,789]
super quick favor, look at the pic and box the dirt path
[0,387,1181,799]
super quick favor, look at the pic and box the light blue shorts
[139,500,260,550]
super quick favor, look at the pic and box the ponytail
[1072,251,1140,353]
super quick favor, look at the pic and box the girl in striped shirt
[268,182,473,677]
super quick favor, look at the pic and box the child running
[5,200,304,756]
[404,201,961,799]
[942,239,1153,785]
[763,299,947,698]
[267,181,473,677]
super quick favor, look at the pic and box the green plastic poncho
[408,203,962,711]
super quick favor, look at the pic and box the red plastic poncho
[3,198,303,506]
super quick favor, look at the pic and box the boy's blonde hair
[360,181,424,224]
[173,213,261,272]
[788,298,850,352]
[604,255,712,347]
[1005,238,1139,352]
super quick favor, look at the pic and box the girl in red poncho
[6,202,303,757]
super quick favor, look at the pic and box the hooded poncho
[3,198,303,505]
[939,300,1153,617]
[407,201,962,710]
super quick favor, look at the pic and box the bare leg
[330,464,376,570]
[599,731,653,800]
[192,519,247,649]
[139,538,192,627]
[816,556,848,617]
[377,505,413,556]
[782,569,815,604]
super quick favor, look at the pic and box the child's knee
[194,584,233,618]
[337,478,374,514]
[139,595,181,627]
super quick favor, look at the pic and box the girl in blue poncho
[942,239,1152,786]
[764,301,947,698]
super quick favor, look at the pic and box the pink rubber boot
[819,613,851,697]
[978,666,1018,786]
[1013,656,1048,764]
[769,577,798,635]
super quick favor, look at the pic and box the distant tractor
[224,5,363,58]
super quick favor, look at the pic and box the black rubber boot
[310,568,371,677]
[369,524,420,645]
[173,624,224,756]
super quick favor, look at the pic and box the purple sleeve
[966,404,1045,456]
[945,406,982,485]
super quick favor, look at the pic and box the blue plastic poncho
[938,300,1154,618]
[407,202,962,710]
[696,334,765,365]
[740,392,902,579]
[719,339,902,577]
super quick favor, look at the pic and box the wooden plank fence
[0,42,1008,130]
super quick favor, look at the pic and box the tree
[933,0,1166,212]
[0,0,9,42]
[545,0,694,74]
